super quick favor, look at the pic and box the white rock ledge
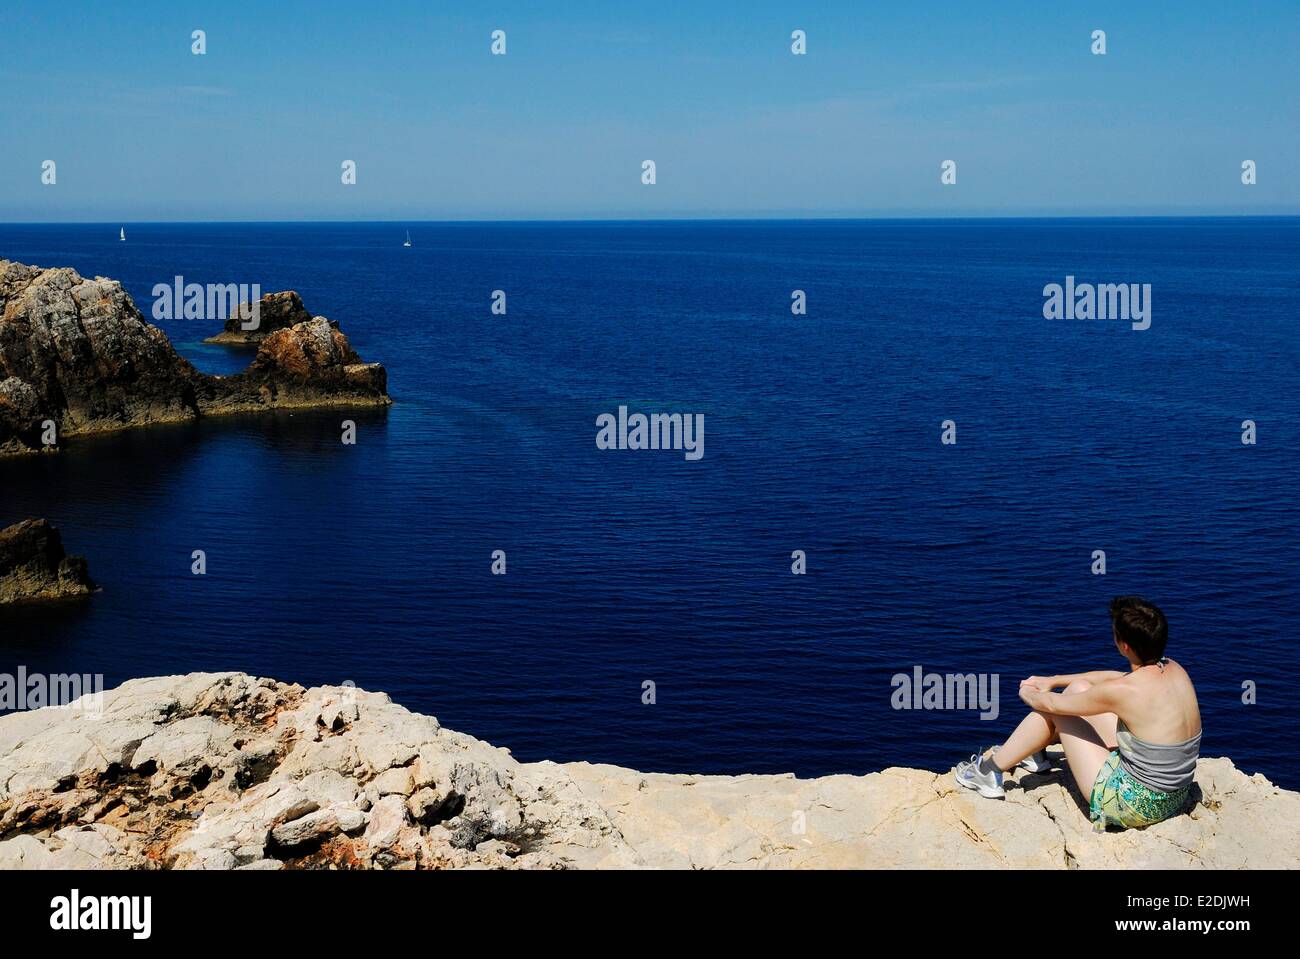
[0,673,1294,869]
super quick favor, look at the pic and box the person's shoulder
[1100,669,1145,701]
[1164,658,1197,690]
[1157,658,1192,681]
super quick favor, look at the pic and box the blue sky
[3,1,1297,220]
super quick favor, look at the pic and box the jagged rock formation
[0,261,202,453]
[0,518,95,605]
[0,673,1294,869]
[0,260,390,456]
[204,290,312,345]
[200,316,390,415]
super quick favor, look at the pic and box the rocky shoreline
[0,260,390,457]
[0,519,95,606]
[0,672,1294,869]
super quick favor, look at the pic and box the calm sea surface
[1,219,1297,788]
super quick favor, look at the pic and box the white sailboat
[119,227,126,242]
[403,230,412,248]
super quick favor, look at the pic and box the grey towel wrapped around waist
[1117,720,1201,792]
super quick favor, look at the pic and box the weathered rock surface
[203,290,312,344]
[0,261,203,454]
[0,260,390,456]
[202,317,390,413]
[0,673,1294,870]
[0,518,95,605]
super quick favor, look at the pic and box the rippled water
[2,219,1297,788]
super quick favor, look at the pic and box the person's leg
[956,712,1053,796]
[1057,715,1114,799]
[1052,680,1118,798]
[991,678,1120,769]
[1052,678,1119,747]
[988,709,1058,772]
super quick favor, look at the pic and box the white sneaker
[1017,750,1052,774]
[954,749,1005,799]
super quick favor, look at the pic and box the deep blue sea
[1,219,1297,789]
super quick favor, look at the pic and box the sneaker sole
[953,770,1005,799]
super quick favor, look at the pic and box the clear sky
[3,0,1297,220]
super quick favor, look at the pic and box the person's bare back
[1106,657,1201,744]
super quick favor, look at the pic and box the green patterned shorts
[1089,750,1190,831]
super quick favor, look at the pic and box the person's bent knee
[1064,678,1092,694]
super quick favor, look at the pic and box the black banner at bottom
[0,868,1282,944]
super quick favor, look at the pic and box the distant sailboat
[119,227,126,242]
[403,230,412,248]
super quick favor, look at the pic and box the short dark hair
[1110,596,1168,663]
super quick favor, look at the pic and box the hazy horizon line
[5,211,1300,227]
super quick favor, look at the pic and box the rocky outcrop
[0,260,390,456]
[199,317,390,413]
[203,290,312,345]
[0,673,1294,870]
[0,261,203,454]
[0,519,95,605]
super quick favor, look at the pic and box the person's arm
[1022,670,1126,691]
[1019,675,1130,717]
[1054,669,1127,687]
